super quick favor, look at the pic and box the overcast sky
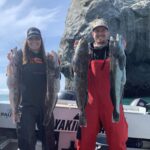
[0,0,71,94]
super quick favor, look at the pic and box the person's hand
[47,51,54,60]
[116,34,126,51]
[47,51,60,66]
[7,47,18,62]
[7,50,15,76]
[7,50,13,62]
[109,34,126,57]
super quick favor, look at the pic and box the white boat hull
[0,100,150,149]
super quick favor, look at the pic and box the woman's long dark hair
[22,38,46,64]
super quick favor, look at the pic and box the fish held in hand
[109,34,126,123]
[43,51,60,126]
[73,38,89,127]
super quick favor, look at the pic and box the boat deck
[0,139,150,150]
[0,139,41,150]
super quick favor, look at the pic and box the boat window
[58,92,76,101]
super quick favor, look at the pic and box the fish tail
[79,111,87,127]
[43,109,52,126]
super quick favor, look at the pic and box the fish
[72,38,89,127]
[109,34,126,122]
[6,47,22,123]
[43,51,60,126]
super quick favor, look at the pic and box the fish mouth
[112,111,120,123]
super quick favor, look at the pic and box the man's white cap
[91,18,108,31]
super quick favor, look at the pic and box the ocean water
[0,94,8,101]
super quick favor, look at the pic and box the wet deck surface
[0,138,150,150]
[1,143,150,150]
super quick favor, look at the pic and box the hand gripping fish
[72,38,89,127]
[6,47,22,123]
[109,34,126,122]
[43,51,60,126]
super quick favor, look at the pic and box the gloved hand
[109,34,126,58]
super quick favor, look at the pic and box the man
[76,18,128,150]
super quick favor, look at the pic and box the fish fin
[118,55,126,70]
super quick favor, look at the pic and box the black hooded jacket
[89,42,109,60]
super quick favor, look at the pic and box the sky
[0,0,71,95]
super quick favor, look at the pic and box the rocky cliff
[60,0,150,97]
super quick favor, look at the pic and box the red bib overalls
[76,58,128,150]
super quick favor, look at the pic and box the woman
[7,27,56,150]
